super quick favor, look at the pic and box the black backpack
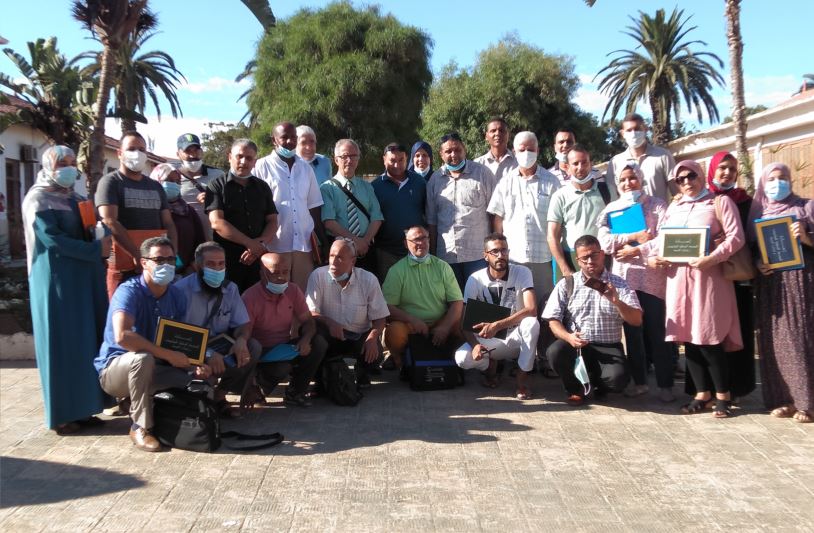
[153,381,283,452]
[320,358,363,406]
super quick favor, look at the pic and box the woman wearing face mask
[683,152,756,402]
[408,141,433,180]
[22,146,112,434]
[749,163,814,424]
[596,162,676,402]
[149,163,205,276]
[646,160,746,418]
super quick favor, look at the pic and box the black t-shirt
[95,170,168,229]
[205,172,278,252]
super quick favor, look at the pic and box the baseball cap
[177,133,201,151]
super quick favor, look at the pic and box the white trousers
[455,316,540,372]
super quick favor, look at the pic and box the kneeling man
[455,233,539,400]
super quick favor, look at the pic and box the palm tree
[595,8,725,144]
[0,37,88,147]
[79,19,186,133]
[725,0,752,191]
[71,0,148,193]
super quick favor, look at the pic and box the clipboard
[462,298,511,333]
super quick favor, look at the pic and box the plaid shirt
[541,270,640,344]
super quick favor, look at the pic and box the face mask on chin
[571,172,594,185]
[445,159,466,172]
[555,152,568,164]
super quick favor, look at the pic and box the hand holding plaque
[659,227,710,263]
[755,216,804,271]
[155,318,209,365]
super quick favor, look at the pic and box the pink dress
[648,193,745,351]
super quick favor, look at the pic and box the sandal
[515,386,532,401]
[681,397,712,414]
[481,372,499,389]
[793,410,812,423]
[771,405,797,418]
[713,399,733,419]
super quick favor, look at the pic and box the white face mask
[571,171,594,185]
[623,131,647,149]
[515,150,537,169]
[182,159,203,173]
[555,152,568,164]
[122,150,147,173]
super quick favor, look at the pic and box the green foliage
[595,8,725,144]
[200,122,252,171]
[247,1,433,173]
[420,36,615,166]
[722,104,768,123]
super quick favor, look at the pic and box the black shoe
[356,373,372,389]
[284,390,313,407]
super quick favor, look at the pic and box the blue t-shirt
[95,275,188,373]
[371,171,426,255]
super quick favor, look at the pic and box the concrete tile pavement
[1,360,813,532]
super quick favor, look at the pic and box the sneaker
[624,384,649,397]
[658,387,676,403]
[284,390,313,407]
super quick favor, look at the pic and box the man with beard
[176,133,224,240]
[454,233,539,400]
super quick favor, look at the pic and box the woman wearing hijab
[597,162,676,402]
[150,163,205,276]
[408,141,433,179]
[687,152,756,401]
[750,162,814,423]
[646,160,745,418]
[22,146,111,434]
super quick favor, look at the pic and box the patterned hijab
[706,151,751,205]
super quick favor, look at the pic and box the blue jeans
[623,290,676,388]
[449,259,487,293]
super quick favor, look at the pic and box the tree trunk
[88,46,117,195]
[649,95,669,146]
[121,118,137,133]
[726,0,751,192]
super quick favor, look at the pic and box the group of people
[22,112,814,453]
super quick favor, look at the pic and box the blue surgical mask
[162,181,181,201]
[329,271,350,283]
[276,146,296,159]
[573,351,592,396]
[621,190,642,204]
[202,267,225,288]
[409,253,430,263]
[687,188,709,202]
[765,179,791,202]
[712,179,735,191]
[446,159,466,172]
[52,167,79,188]
[151,264,175,286]
[415,167,430,178]
[265,281,289,294]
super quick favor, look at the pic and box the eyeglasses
[144,255,175,265]
[335,154,360,161]
[486,248,510,257]
[406,236,429,244]
[577,251,603,264]
[675,172,698,184]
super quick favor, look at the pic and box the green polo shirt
[547,180,607,250]
[382,255,463,323]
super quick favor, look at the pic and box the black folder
[462,298,511,334]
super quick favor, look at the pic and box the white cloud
[179,77,250,95]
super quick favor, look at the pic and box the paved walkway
[1,360,813,532]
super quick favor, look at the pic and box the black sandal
[681,398,711,414]
[713,399,733,418]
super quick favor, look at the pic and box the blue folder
[260,344,299,363]
[607,203,646,234]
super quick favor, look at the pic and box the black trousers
[255,334,327,395]
[684,343,729,395]
[547,340,629,396]
[316,323,380,378]
[225,251,261,294]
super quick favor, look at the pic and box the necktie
[345,181,362,236]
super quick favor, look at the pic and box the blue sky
[2,0,812,157]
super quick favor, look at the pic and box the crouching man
[455,233,539,400]
[95,237,212,452]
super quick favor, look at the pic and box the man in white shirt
[455,233,539,400]
[253,121,325,290]
[474,117,517,181]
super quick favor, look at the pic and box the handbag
[713,195,756,281]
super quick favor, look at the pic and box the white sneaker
[659,387,676,403]
[624,384,649,397]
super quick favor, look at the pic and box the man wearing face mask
[253,122,325,291]
[95,237,212,452]
[306,238,390,388]
[96,131,178,298]
[205,139,279,293]
[242,252,326,407]
[381,225,464,370]
[175,242,259,412]
[607,113,676,202]
[371,143,427,282]
[474,117,517,181]
[547,146,612,276]
[176,133,224,241]
[549,129,576,186]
